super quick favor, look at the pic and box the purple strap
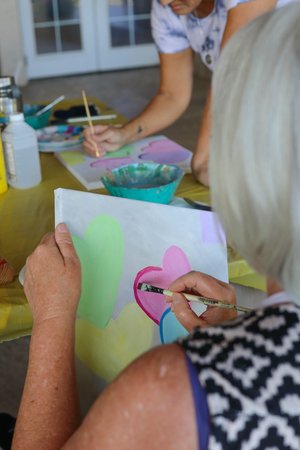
[185,354,210,450]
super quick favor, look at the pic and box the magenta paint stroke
[138,139,190,164]
[90,157,133,169]
[200,210,226,245]
[133,246,191,324]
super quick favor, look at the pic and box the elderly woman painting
[12,3,300,449]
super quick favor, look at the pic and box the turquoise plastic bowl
[101,163,184,204]
[24,104,51,129]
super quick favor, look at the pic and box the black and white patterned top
[180,293,300,450]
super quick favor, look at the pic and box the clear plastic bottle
[2,113,41,189]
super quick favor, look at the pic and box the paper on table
[55,135,193,190]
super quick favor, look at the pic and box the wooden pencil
[81,90,100,157]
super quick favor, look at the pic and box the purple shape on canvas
[90,157,133,169]
[139,139,190,164]
[199,210,226,245]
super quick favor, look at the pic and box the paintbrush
[82,90,100,157]
[35,95,65,116]
[67,114,117,123]
[137,283,252,313]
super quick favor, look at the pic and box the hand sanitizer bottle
[2,113,41,189]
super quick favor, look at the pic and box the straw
[35,95,65,117]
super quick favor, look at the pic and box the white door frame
[95,0,158,71]
[18,0,99,79]
[18,0,159,79]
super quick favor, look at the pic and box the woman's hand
[83,124,128,157]
[167,271,237,333]
[24,223,81,325]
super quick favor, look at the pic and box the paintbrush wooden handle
[137,283,251,313]
[163,289,251,313]
[82,90,100,157]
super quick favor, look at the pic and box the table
[0,98,265,342]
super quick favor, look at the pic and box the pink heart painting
[138,139,191,164]
[133,246,191,324]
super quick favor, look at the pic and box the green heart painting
[72,214,154,381]
[72,215,124,328]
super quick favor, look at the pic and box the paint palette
[36,125,84,152]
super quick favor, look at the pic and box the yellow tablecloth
[0,98,265,342]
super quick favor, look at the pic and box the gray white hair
[210,2,300,303]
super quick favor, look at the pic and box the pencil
[81,90,100,157]
[137,283,252,313]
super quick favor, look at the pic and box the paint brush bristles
[137,283,252,313]
[82,89,100,157]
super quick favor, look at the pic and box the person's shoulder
[67,344,198,450]
[151,0,182,25]
[221,0,252,10]
[151,0,190,53]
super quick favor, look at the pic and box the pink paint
[139,139,190,164]
[90,157,133,169]
[133,246,191,324]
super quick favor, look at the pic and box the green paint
[72,215,124,328]
[102,144,134,159]
[59,151,85,166]
[75,303,154,382]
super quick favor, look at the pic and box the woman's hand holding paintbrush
[167,272,238,332]
[83,124,126,158]
[139,271,241,333]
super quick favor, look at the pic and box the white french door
[18,0,158,79]
[18,0,98,78]
[97,0,158,70]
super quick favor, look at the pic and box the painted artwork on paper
[133,246,192,343]
[55,135,192,190]
[55,188,227,382]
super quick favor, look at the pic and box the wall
[0,0,27,85]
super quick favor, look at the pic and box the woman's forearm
[120,89,191,144]
[121,49,194,144]
[12,317,80,450]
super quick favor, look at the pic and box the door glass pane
[31,0,82,54]
[110,21,130,47]
[133,0,151,15]
[109,0,129,17]
[108,0,153,48]
[32,0,54,22]
[58,0,80,20]
[134,19,152,45]
[35,26,56,53]
[61,25,82,51]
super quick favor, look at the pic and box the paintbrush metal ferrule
[138,283,164,294]
[137,283,252,313]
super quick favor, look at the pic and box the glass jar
[0,76,23,117]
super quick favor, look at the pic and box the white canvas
[55,188,228,382]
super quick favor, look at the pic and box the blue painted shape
[160,307,189,344]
